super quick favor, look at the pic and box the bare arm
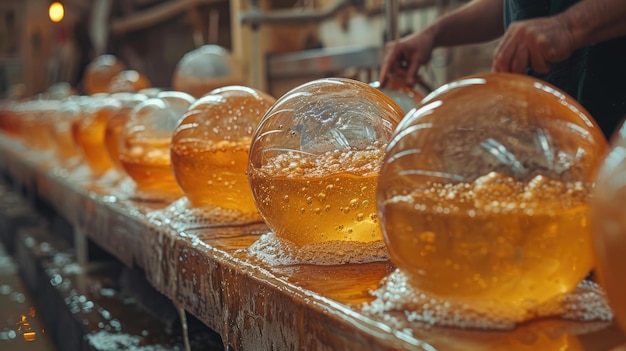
[380,0,504,86]
[564,0,626,48]
[493,0,626,73]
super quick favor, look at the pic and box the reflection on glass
[378,73,608,316]
[248,78,404,248]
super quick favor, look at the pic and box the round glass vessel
[74,96,121,175]
[171,86,276,216]
[108,70,151,93]
[50,96,90,161]
[18,99,60,150]
[591,120,626,333]
[172,45,243,99]
[369,76,425,114]
[118,91,195,198]
[248,78,404,246]
[104,93,148,173]
[83,55,126,95]
[377,73,608,311]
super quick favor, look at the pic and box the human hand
[493,16,576,74]
[379,30,436,87]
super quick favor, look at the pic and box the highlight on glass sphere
[248,77,404,249]
[83,54,126,95]
[118,91,195,199]
[73,95,122,175]
[369,76,425,114]
[377,72,608,316]
[591,120,626,333]
[104,93,148,174]
[108,70,152,93]
[172,45,243,99]
[170,86,276,220]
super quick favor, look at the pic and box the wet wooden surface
[1,133,625,351]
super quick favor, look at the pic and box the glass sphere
[51,96,89,161]
[83,55,126,95]
[104,93,148,173]
[171,86,275,216]
[74,95,122,175]
[369,76,425,114]
[118,91,195,197]
[172,45,243,99]
[591,120,626,333]
[108,70,152,93]
[18,99,60,150]
[248,78,404,246]
[377,73,608,311]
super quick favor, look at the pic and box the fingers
[379,40,426,87]
[406,52,421,86]
[529,37,551,74]
[493,19,557,75]
[379,42,401,86]
[493,24,519,72]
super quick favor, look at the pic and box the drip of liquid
[177,306,191,351]
[246,232,389,265]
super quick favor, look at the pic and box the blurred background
[0,0,498,99]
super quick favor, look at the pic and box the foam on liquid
[362,269,612,330]
[246,232,389,266]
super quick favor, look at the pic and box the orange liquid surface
[75,110,114,175]
[50,122,79,160]
[171,139,257,215]
[119,139,181,195]
[104,108,132,173]
[381,172,593,308]
[249,148,384,246]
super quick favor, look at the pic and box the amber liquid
[381,173,593,308]
[74,110,113,175]
[592,169,626,333]
[171,139,257,215]
[249,149,384,246]
[28,118,54,150]
[50,121,79,160]
[104,108,132,173]
[119,138,181,196]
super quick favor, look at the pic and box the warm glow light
[49,2,64,23]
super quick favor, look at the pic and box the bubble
[378,73,608,314]
[172,45,244,98]
[170,87,274,219]
[83,55,126,95]
[248,78,403,253]
[591,120,626,334]
[118,91,194,200]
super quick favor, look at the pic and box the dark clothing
[504,0,626,139]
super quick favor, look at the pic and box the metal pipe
[385,0,400,42]
[239,0,352,27]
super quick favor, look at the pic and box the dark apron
[504,0,626,139]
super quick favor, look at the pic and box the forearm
[559,0,626,48]
[426,0,504,47]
